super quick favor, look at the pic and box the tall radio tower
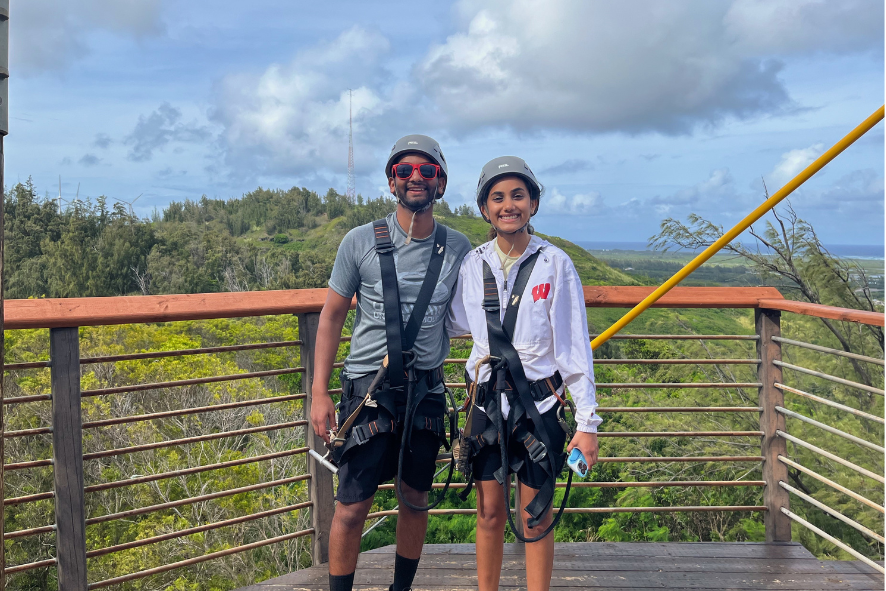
[346,89,356,203]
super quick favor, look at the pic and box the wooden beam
[0,131,5,587]
[50,327,88,591]
[298,313,334,565]
[584,286,783,308]
[758,298,885,327]
[5,287,787,330]
[5,289,334,329]
[0,134,6,587]
[756,309,791,543]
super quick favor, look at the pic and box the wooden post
[755,309,791,542]
[298,312,334,565]
[50,327,88,591]
[0,133,5,586]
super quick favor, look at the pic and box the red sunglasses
[392,162,441,180]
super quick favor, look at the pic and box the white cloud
[545,187,606,215]
[766,143,824,190]
[415,0,880,135]
[210,26,401,180]
[724,0,883,56]
[651,169,735,215]
[13,0,164,73]
[808,169,885,211]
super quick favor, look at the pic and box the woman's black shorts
[334,372,446,504]
[471,404,567,490]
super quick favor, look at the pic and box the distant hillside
[437,214,637,286]
[3,182,636,298]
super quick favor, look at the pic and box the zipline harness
[455,249,575,542]
[328,218,457,511]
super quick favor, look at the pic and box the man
[310,134,471,591]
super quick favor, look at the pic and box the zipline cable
[591,105,885,351]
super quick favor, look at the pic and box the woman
[448,156,601,591]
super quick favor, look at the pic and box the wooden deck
[239,542,884,590]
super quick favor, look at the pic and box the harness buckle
[375,242,395,255]
[522,433,548,463]
[558,400,576,437]
[352,424,370,446]
[489,356,507,374]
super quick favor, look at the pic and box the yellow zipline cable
[591,105,885,351]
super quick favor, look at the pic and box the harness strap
[373,220,404,388]
[332,365,446,456]
[403,223,447,350]
[502,248,540,338]
[474,371,563,406]
[332,391,449,465]
[482,251,573,542]
[373,219,448,389]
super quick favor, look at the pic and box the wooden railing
[1,286,883,589]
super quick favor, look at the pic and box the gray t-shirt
[329,212,471,377]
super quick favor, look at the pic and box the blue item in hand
[567,448,588,478]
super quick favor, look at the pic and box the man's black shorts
[472,405,567,490]
[335,372,446,504]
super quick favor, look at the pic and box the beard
[395,181,437,212]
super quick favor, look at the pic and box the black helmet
[476,156,542,220]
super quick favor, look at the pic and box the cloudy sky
[8,0,885,245]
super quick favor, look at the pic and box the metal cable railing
[3,332,315,582]
[1,292,883,585]
[767,324,884,574]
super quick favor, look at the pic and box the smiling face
[388,153,447,210]
[480,176,538,233]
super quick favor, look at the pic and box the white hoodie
[447,235,602,433]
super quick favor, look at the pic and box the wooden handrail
[4,289,330,329]
[583,286,782,308]
[5,287,882,329]
[758,298,885,327]
[4,286,784,330]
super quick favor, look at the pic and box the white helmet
[476,156,542,226]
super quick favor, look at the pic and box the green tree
[651,201,884,383]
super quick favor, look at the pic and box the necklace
[497,238,521,275]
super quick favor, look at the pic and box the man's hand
[566,431,598,469]
[309,289,351,445]
[311,389,337,445]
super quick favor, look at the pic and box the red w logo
[532,283,551,302]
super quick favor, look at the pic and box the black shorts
[472,405,567,490]
[335,372,446,504]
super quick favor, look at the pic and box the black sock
[329,571,355,591]
[392,553,420,591]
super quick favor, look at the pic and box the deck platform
[240,542,884,590]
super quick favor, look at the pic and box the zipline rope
[591,105,885,351]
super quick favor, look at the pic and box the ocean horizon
[576,241,885,260]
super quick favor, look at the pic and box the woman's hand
[566,431,598,469]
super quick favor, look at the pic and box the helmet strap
[404,210,417,245]
[492,221,529,236]
[399,184,438,245]
[396,182,437,215]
